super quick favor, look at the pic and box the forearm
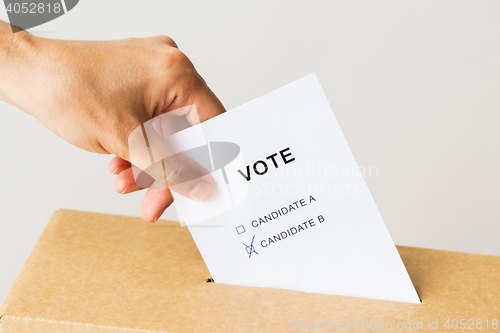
[0,20,36,106]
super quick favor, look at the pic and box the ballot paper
[169,74,420,303]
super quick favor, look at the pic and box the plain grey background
[1,0,499,305]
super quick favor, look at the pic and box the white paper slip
[170,74,420,303]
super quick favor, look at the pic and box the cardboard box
[1,209,499,332]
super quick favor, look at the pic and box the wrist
[0,24,40,108]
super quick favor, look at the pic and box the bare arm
[0,20,225,221]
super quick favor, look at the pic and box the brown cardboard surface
[1,209,499,332]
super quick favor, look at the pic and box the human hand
[0,27,225,221]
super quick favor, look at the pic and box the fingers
[110,164,174,222]
[113,167,142,194]
[110,39,225,222]
[162,152,215,202]
[152,80,224,201]
[141,185,174,222]
[130,119,215,202]
[110,161,175,222]
[109,156,131,175]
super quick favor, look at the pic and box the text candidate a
[171,74,420,304]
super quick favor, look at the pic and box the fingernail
[112,167,120,174]
[188,181,214,202]
[121,186,130,194]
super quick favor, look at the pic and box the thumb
[165,78,226,124]
[146,78,226,200]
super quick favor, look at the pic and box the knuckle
[123,37,138,43]
[158,48,192,70]
[167,48,190,64]
[154,35,177,48]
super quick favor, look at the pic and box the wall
[1,0,499,304]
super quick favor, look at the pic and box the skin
[0,21,225,222]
